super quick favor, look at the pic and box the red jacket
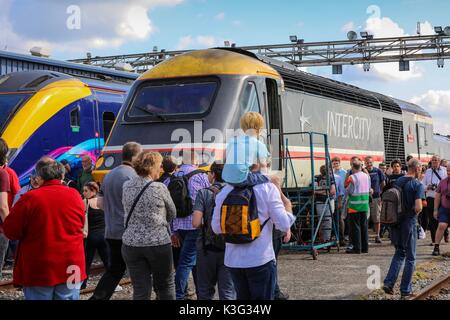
[3,180,87,287]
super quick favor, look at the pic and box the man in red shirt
[0,139,11,279]
[1,159,86,300]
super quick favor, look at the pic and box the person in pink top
[432,164,450,256]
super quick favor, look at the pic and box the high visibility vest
[348,171,370,213]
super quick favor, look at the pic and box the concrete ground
[276,232,450,300]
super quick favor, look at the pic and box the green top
[77,169,94,193]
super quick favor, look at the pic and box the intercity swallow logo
[299,100,311,132]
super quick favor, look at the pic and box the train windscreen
[0,93,31,132]
[126,80,218,121]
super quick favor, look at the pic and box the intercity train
[94,48,450,186]
[0,70,132,185]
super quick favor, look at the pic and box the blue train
[0,70,132,185]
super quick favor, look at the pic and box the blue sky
[1,0,450,134]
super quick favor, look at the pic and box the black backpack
[168,170,205,218]
[157,172,172,183]
[201,185,226,252]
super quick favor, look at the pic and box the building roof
[0,50,138,82]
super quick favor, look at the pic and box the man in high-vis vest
[345,159,371,254]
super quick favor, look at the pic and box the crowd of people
[0,111,449,301]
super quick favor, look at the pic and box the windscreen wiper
[135,106,168,121]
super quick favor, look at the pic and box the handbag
[125,181,153,230]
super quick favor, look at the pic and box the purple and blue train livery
[0,71,133,185]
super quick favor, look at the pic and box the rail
[411,274,450,300]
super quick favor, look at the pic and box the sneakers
[275,291,289,300]
[400,292,416,300]
[114,285,123,292]
[375,236,382,244]
[432,245,440,256]
[382,285,394,295]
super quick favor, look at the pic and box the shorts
[438,207,450,225]
[369,197,382,224]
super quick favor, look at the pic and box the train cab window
[126,78,218,121]
[0,93,31,131]
[418,125,428,146]
[102,112,116,142]
[239,82,260,114]
[70,108,80,131]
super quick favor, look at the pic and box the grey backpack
[380,177,412,225]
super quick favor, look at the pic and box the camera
[431,184,438,191]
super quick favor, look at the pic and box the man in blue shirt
[383,158,425,299]
[364,156,385,243]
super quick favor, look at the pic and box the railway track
[411,274,450,300]
[80,278,131,295]
[0,264,106,292]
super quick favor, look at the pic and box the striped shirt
[171,164,210,232]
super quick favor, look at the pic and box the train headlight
[104,156,115,168]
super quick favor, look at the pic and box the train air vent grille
[383,118,405,164]
[274,67,403,114]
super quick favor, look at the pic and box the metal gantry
[68,34,450,71]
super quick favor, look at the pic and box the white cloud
[232,20,241,27]
[410,90,450,135]
[365,16,424,81]
[418,21,435,35]
[176,35,223,50]
[196,35,217,47]
[0,0,183,55]
[214,12,225,21]
[341,21,355,33]
[115,5,153,39]
[176,35,194,50]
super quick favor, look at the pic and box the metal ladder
[280,132,340,260]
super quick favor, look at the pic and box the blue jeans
[384,218,417,295]
[23,282,82,300]
[228,260,277,300]
[175,229,199,300]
